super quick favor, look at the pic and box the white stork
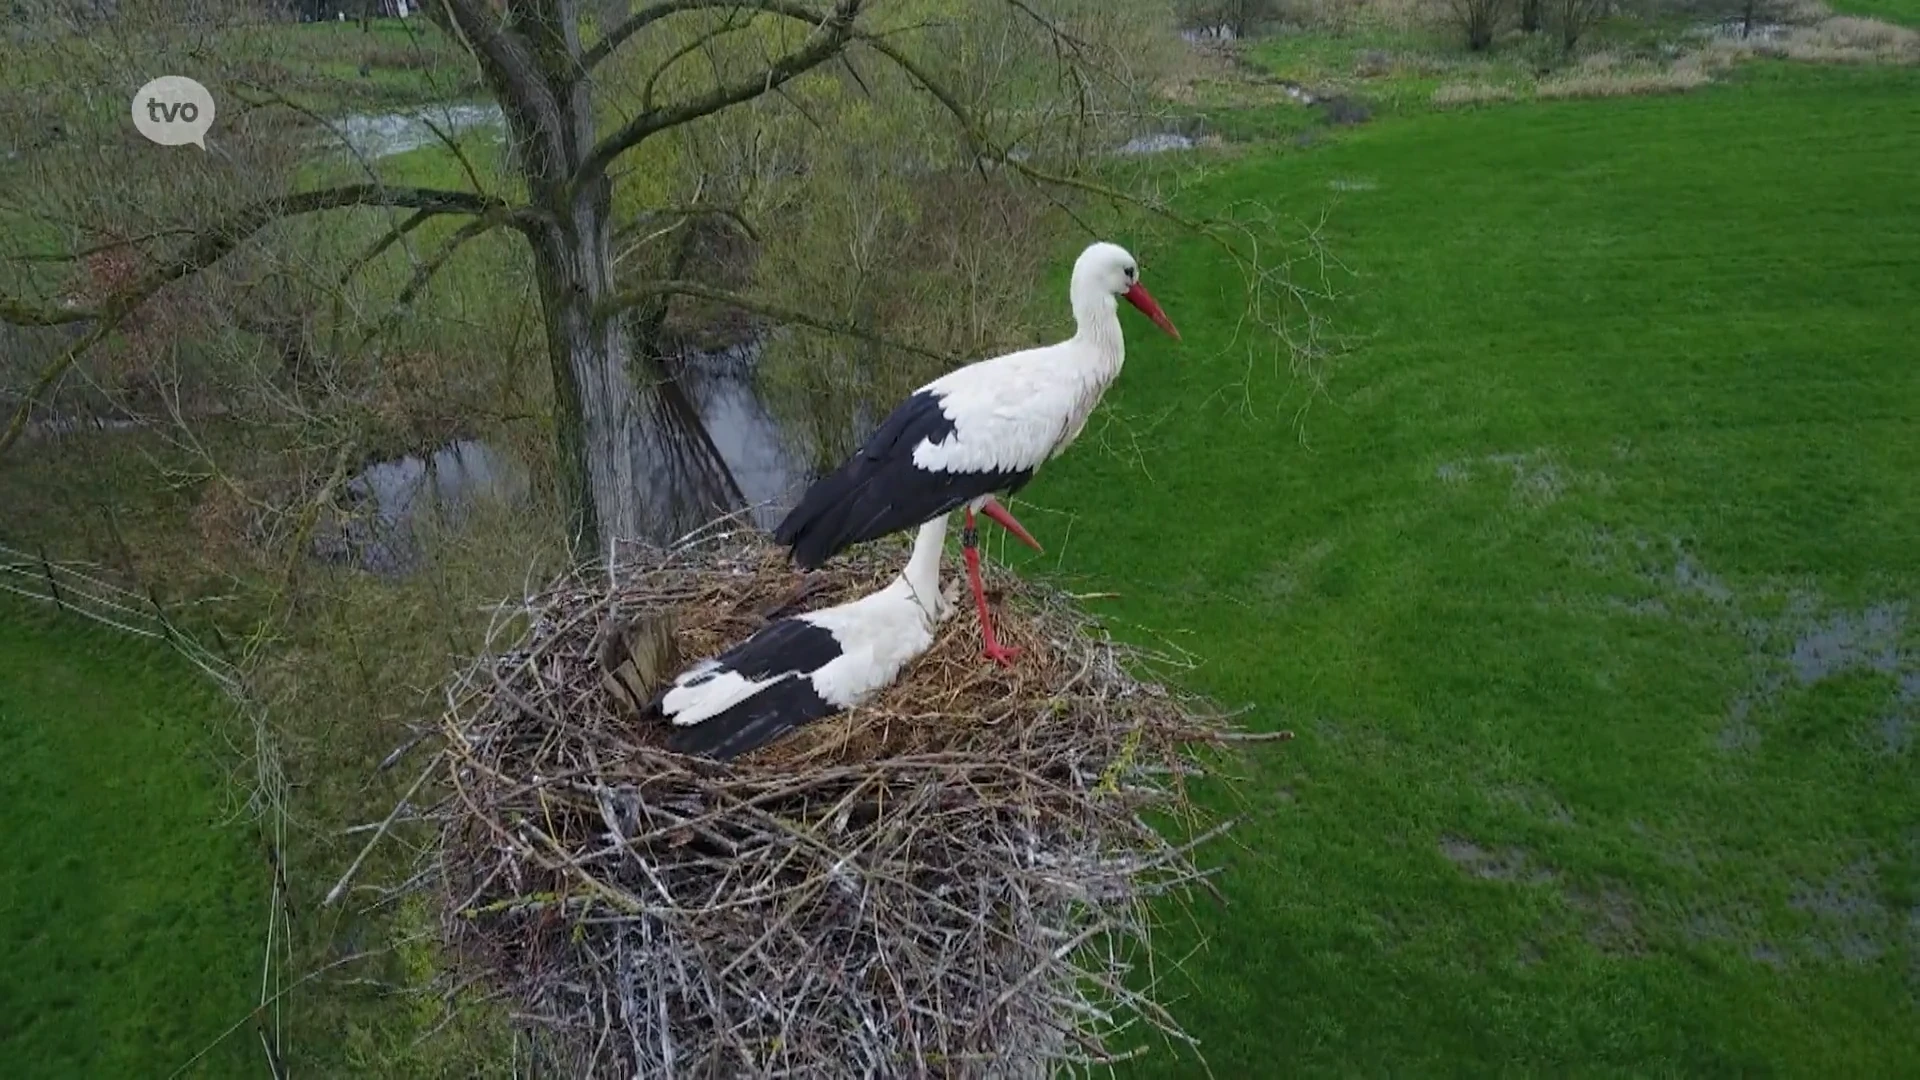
[771,240,1180,666]
[655,509,962,761]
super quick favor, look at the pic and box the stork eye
[1124,265,1136,280]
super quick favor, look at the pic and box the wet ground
[1426,445,1918,977]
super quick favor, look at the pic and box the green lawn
[1831,0,1920,25]
[1019,61,1920,1075]
[0,597,263,1078]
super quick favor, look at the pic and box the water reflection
[314,438,532,577]
[316,338,822,574]
[674,339,815,532]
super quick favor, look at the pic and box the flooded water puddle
[1669,547,1734,604]
[1581,532,1915,758]
[1439,835,1557,884]
[1179,25,1239,43]
[1788,859,1890,965]
[1725,595,1913,755]
[1788,604,1904,684]
[330,102,504,161]
[1433,447,1607,507]
[1116,132,1195,155]
[1696,19,1789,41]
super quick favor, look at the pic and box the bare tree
[1738,0,1782,37]
[1176,0,1280,36]
[1553,0,1607,50]
[1447,0,1510,49]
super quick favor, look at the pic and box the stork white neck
[1069,271,1125,369]
[893,514,950,618]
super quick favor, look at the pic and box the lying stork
[656,508,964,761]
[772,241,1180,666]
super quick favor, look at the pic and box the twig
[324,749,446,907]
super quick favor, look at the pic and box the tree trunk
[421,1,747,557]
[595,0,628,30]
[1522,0,1541,33]
[530,202,742,557]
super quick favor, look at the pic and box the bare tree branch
[0,296,92,327]
[426,0,569,172]
[858,36,1216,237]
[1,185,527,459]
[0,318,121,454]
[573,0,863,190]
[338,209,437,286]
[417,112,495,200]
[583,0,711,72]
[10,226,203,266]
[616,204,762,245]
[581,0,834,74]
[641,12,751,115]
[3,184,522,327]
[855,31,1344,419]
[630,217,706,346]
[596,278,955,363]
[356,214,517,349]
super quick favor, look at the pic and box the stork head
[1072,241,1180,341]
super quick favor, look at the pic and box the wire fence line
[0,540,239,689]
[1,538,296,1079]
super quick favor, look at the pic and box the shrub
[1803,15,1919,53]
[1536,68,1711,98]
[1319,95,1375,124]
[1355,48,1395,75]
[1704,15,1920,63]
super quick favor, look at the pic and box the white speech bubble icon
[132,76,216,149]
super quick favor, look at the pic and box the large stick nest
[429,517,1261,1077]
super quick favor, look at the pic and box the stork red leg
[963,509,1021,667]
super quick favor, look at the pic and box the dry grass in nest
[417,515,1276,1077]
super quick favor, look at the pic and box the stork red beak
[979,497,1042,553]
[1123,281,1181,341]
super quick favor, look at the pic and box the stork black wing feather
[654,618,850,761]
[646,618,842,714]
[664,674,840,761]
[773,390,1033,569]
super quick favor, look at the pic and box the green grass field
[1832,0,1920,24]
[0,597,263,1078]
[1013,60,1920,1076]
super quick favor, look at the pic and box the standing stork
[771,241,1180,666]
[655,509,963,761]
